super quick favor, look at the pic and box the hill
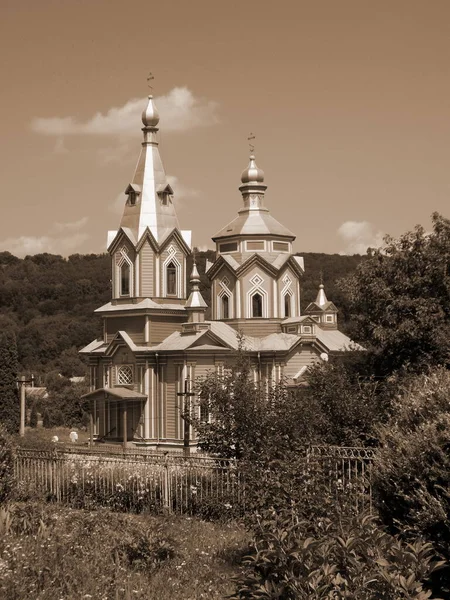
[0,249,365,377]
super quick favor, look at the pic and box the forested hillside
[0,249,364,378]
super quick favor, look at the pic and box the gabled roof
[107,227,138,253]
[305,301,338,313]
[316,329,365,352]
[82,387,147,401]
[79,338,106,354]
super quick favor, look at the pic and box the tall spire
[119,94,181,244]
[185,261,207,322]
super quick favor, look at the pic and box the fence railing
[14,445,374,514]
[14,447,242,515]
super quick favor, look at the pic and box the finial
[248,132,256,155]
[190,261,201,286]
[241,153,265,184]
[147,71,155,93]
[142,92,160,128]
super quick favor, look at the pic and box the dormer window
[125,184,141,207]
[157,183,174,208]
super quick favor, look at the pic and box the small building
[80,94,362,450]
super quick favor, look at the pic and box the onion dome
[241,155,265,184]
[142,95,160,128]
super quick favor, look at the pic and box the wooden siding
[149,316,183,345]
[241,265,274,319]
[164,362,178,439]
[139,241,154,297]
[284,345,320,380]
[106,316,146,344]
[225,319,282,337]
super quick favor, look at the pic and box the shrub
[0,424,15,504]
[373,367,450,594]
[231,511,445,599]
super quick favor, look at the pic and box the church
[80,94,360,450]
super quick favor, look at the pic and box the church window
[273,241,289,252]
[219,242,238,253]
[129,191,136,206]
[167,262,177,296]
[246,240,265,251]
[120,262,130,296]
[302,326,312,334]
[326,315,334,323]
[222,295,229,319]
[252,293,263,318]
[117,365,133,386]
[284,293,291,318]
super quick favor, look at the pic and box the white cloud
[338,221,384,255]
[31,87,219,139]
[0,217,90,257]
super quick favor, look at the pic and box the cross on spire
[248,132,256,154]
[147,71,155,92]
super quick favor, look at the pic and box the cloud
[31,87,219,139]
[338,221,384,255]
[0,217,90,257]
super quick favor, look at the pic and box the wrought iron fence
[14,445,374,514]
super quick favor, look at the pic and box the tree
[340,212,450,374]
[29,403,38,428]
[0,331,19,433]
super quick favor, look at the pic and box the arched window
[252,293,263,318]
[222,295,229,319]
[284,293,291,318]
[120,262,130,296]
[167,262,177,296]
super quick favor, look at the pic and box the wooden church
[81,94,361,450]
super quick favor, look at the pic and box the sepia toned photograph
[1,1,449,598]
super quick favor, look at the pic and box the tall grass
[0,502,249,600]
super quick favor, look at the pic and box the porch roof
[82,387,147,401]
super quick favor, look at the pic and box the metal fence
[14,447,242,515]
[14,445,374,514]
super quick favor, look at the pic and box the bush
[373,367,450,594]
[231,511,445,599]
[0,424,15,504]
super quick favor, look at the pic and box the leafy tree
[0,331,19,433]
[0,424,15,504]
[190,349,320,461]
[42,408,51,429]
[340,212,450,374]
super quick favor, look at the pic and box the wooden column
[89,412,94,448]
[123,403,128,450]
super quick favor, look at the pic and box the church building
[81,94,360,450]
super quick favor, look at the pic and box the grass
[15,426,91,448]
[0,502,250,600]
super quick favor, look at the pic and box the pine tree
[0,331,19,434]
[29,403,38,428]
[42,408,51,429]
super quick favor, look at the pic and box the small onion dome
[190,262,201,285]
[241,154,264,184]
[142,95,160,127]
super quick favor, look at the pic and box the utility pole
[177,379,195,457]
[17,374,34,437]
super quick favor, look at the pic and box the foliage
[302,354,393,446]
[373,367,450,594]
[0,503,249,599]
[190,349,319,461]
[42,408,51,429]
[29,403,38,428]
[0,424,15,504]
[340,212,450,374]
[230,511,445,599]
[0,330,19,434]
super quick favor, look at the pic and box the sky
[1,0,449,258]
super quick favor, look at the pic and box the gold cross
[248,132,256,154]
[147,72,155,92]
